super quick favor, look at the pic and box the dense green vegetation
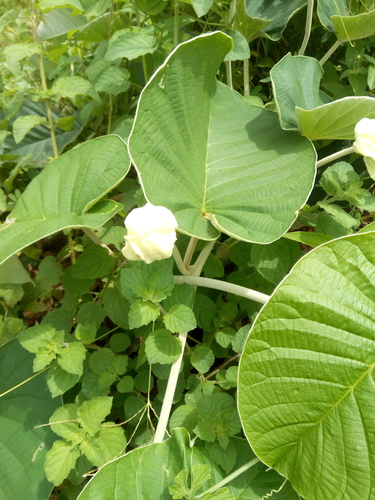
[1,1,375,499]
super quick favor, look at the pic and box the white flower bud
[353,118,375,180]
[122,202,178,264]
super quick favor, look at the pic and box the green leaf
[238,231,375,500]
[13,115,47,144]
[271,53,326,129]
[296,96,375,140]
[191,346,215,373]
[119,259,175,303]
[49,403,80,441]
[51,76,99,100]
[44,440,81,486]
[77,301,105,328]
[103,286,130,329]
[0,135,129,267]
[0,255,33,285]
[332,10,375,41]
[92,67,130,95]
[206,440,237,473]
[18,324,63,354]
[145,329,182,364]
[80,426,126,466]
[77,428,298,499]
[109,333,131,353]
[72,245,115,279]
[38,0,84,13]
[4,43,39,66]
[128,299,160,329]
[75,322,97,344]
[190,0,214,17]
[117,375,134,393]
[36,256,62,291]
[105,27,157,61]
[0,340,59,500]
[4,102,83,161]
[38,8,87,40]
[317,201,358,229]
[244,0,307,40]
[0,283,23,308]
[57,342,86,375]
[283,231,332,247]
[89,348,115,375]
[250,239,302,284]
[129,33,315,243]
[47,364,80,397]
[319,161,364,203]
[62,266,95,296]
[77,397,113,436]
[163,304,197,333]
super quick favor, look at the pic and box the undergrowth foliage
[1,1,375,499]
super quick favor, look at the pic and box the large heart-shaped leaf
[0,340,59,500]
[78,428,299,499]
[0,135,130,266]
[238,232,375,500]
[129,32,316,244]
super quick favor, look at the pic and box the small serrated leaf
[72,245,115,279]
[191,346,214,373]
[77,396,113,436]
[163,304,197,333]
[145,329,182,364]
[57,341,86,375]
[44,440,80,486]
[128,299,160,329]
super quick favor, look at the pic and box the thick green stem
[173,246,190,275]
[190,240,216,276]
[226,60,233,89]
[174,275,270,304]
[196,457,260,497]
[316,146,354,168]
[298,0,314,55]
[183,237,198,269]
[320,39,342,66]
[243,58,250,97]
[153,331,187,443]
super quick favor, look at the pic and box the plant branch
[298,0,314,56]
[183,236,198,269]
[320,39,342,66]
[30,0,58,159]
[82,228,115,257]
[153,330,187,443]
[174,275,270,304]
[190,240,216,276]
[173,246,190,275]
[0,366,49,398]
[226,60,233,89]
[196,457,260,497]
[243,58,250,96]
[316,146,354,168]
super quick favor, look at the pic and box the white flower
[122,202,178,264]
[353,118,375,180]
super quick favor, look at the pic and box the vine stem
[173,275,270,304]
[316,146,354,168]
[82,228,115,257]
[299,0,314,55]
[153,331,187,443]
[30,0,58,158]
[319,38,342,66]
[183,236,198,269]
[0,366,49,398]
[196,457,260,497]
